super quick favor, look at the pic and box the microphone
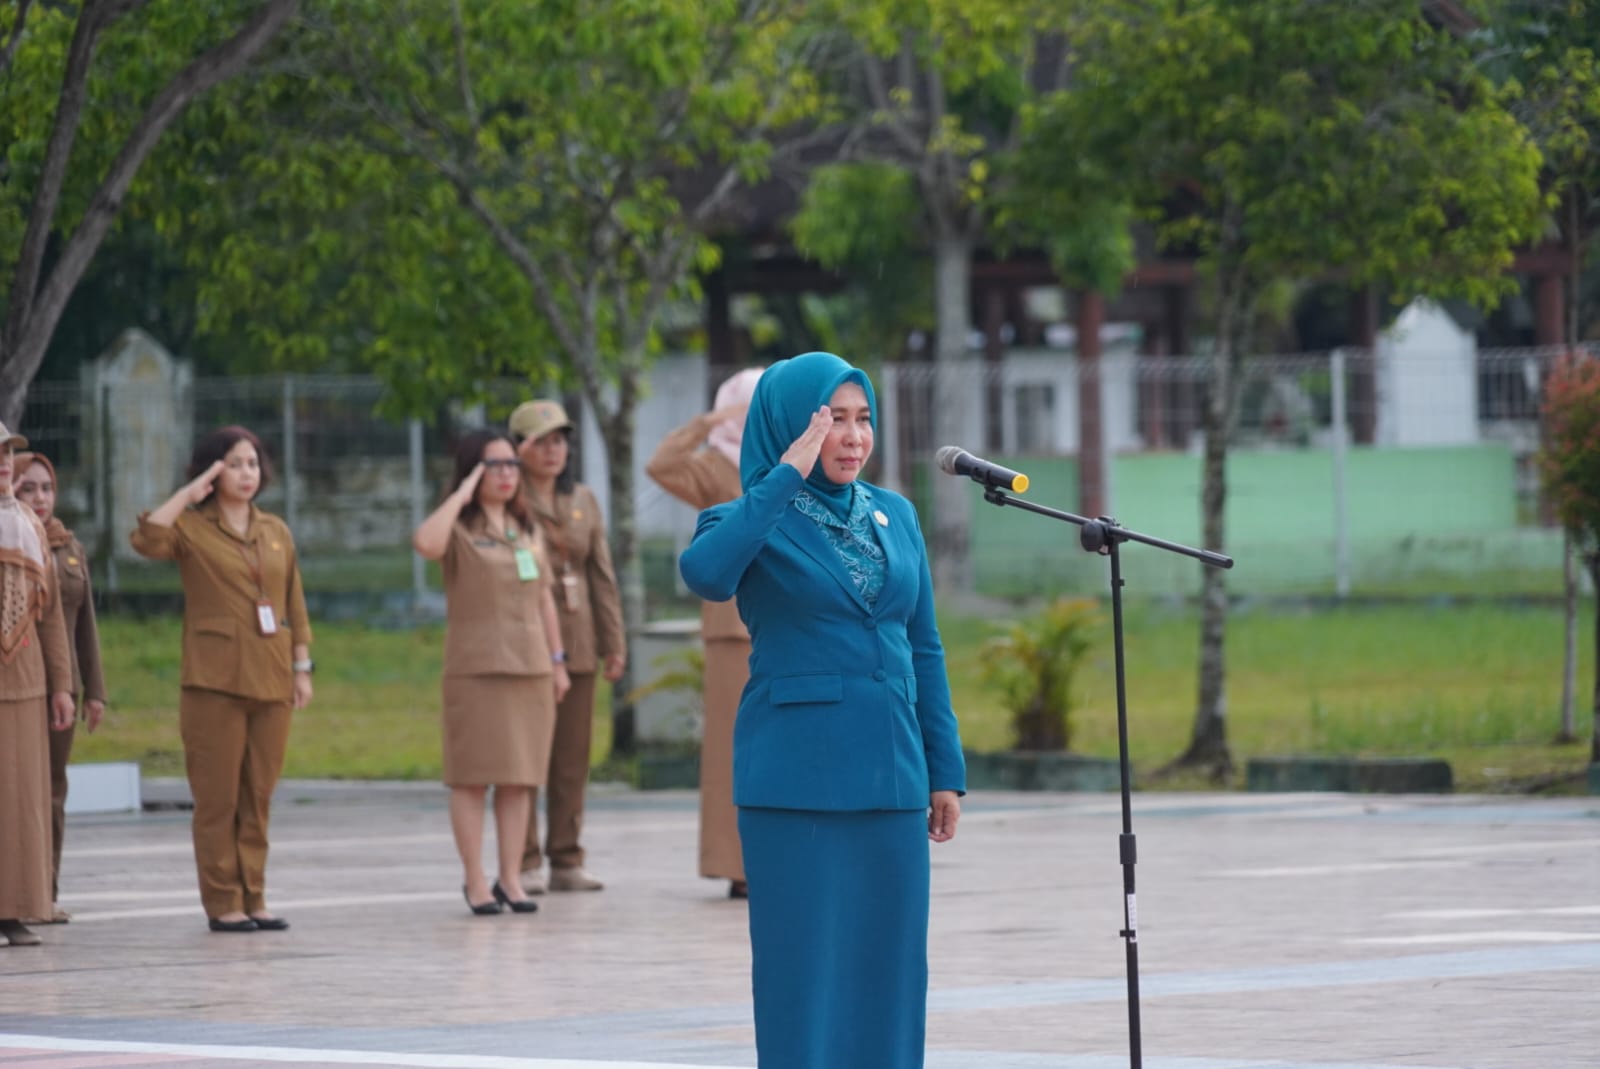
[935,446,1030,493]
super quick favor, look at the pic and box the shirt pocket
[769,673,843,706]
[185,616,241,693]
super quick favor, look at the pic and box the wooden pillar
[983,288,1007,452]
[1535,271,1565,347]
[1077,289,1107,519]
[705,267,734,406]
[1348,285,1378,445]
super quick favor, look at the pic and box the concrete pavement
[1,783,1596,1068]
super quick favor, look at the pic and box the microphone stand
[979,485,1233,1069]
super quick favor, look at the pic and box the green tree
[1490,0,1600,745]
[0,0,298,425]
[1540,351,1600,763]
[791,0,1067,589]
[175,0,824,750]
[1020,0,1547,776]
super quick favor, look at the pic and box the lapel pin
[873,509,889,527]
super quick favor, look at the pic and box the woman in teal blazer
[679,351,965,1069]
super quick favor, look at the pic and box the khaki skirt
[0,697,52,919]
[441,674,556,787]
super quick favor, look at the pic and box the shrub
[980,597,1099,751]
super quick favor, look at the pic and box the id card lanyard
[236,539,277,636]
[506,524,539,582]
[534,510,580,611]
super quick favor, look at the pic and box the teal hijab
[740,351,878,520]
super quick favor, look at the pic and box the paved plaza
[0,782,1596,1068]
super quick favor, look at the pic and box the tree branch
[7,0,300,391]
[861,49,924,159]
[0,0,34,76]
[448,0,479,140]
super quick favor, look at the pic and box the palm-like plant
[980,597,1099,751]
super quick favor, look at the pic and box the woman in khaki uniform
[130,425,313,933]
[413,429,570,915]
[645,367,763,899]
[0,423,75,949]
[15,452,108,924]
[510,400,626,894]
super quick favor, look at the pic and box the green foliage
[1541,350,1600,547]
[1022,0,1549,315]
[979,596,1099,751]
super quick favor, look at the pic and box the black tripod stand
[979,485,1233,1069]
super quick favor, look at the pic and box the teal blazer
[679,464,966,811]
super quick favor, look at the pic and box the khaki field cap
[510,399,574,441]
[0,420,28,451]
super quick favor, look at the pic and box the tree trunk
[0,0,299,427]
[1589,554,1600,765]
[598,361,645,757]
[929,222,974,592]
[1559,530,1578,744]
[1173,285,1240,779]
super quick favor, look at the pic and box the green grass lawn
[76,601,1595,792]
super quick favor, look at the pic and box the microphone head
[934,445,964,475]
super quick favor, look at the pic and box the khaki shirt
[129,501,311,701]
[441,514,557,678]
[645,413,748,643]
[52,536,107,703]
[1,515,72,701]
[524,482,625,674]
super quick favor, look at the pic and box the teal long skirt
[738,807,930,1069]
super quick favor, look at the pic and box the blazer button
[872,669,886,682]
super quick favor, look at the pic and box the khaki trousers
[700,638,748,882]
[47,715,75,901]
[523,671,596,872]
[178,687,292,918]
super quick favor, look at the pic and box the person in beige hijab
[15,451,108,924]
[0,423,75,948]
[646,367,763,898]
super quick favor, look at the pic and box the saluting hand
[707,401,749,426]
[779,406,832,479]
[184,460,225,505]
[454,462,487,505]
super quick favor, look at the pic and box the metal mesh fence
[16,341,1586,610]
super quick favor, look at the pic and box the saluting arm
[679,464,803,602]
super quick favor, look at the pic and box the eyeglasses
[482,459,521,471]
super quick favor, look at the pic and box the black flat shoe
[463,886,503,916]
[249,915,289,931]
[729,880,749,900]
[208,917,258,933]
[492,880,539,913]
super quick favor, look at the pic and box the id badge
[514,548,539,582]
[255,600,279,636]
[560,573,580,611]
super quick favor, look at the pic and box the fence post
[1330,348,1351,598]
[409,417,427,601]
[880,363,903,494]
[98,379,117,594]
[282,376,298,534]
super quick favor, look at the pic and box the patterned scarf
[0,492,48,665]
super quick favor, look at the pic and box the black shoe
[729,880,749,900]
[249,914,289,931]
[463,886,503,916]
[492,880,540,914]
[208,917,258,933]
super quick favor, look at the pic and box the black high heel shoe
[463,886,503,916]
[492,880,540,914]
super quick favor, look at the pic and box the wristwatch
[552,650,568,665]
[292,659,315,674]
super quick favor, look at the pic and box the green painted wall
[969,444,1557,597]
